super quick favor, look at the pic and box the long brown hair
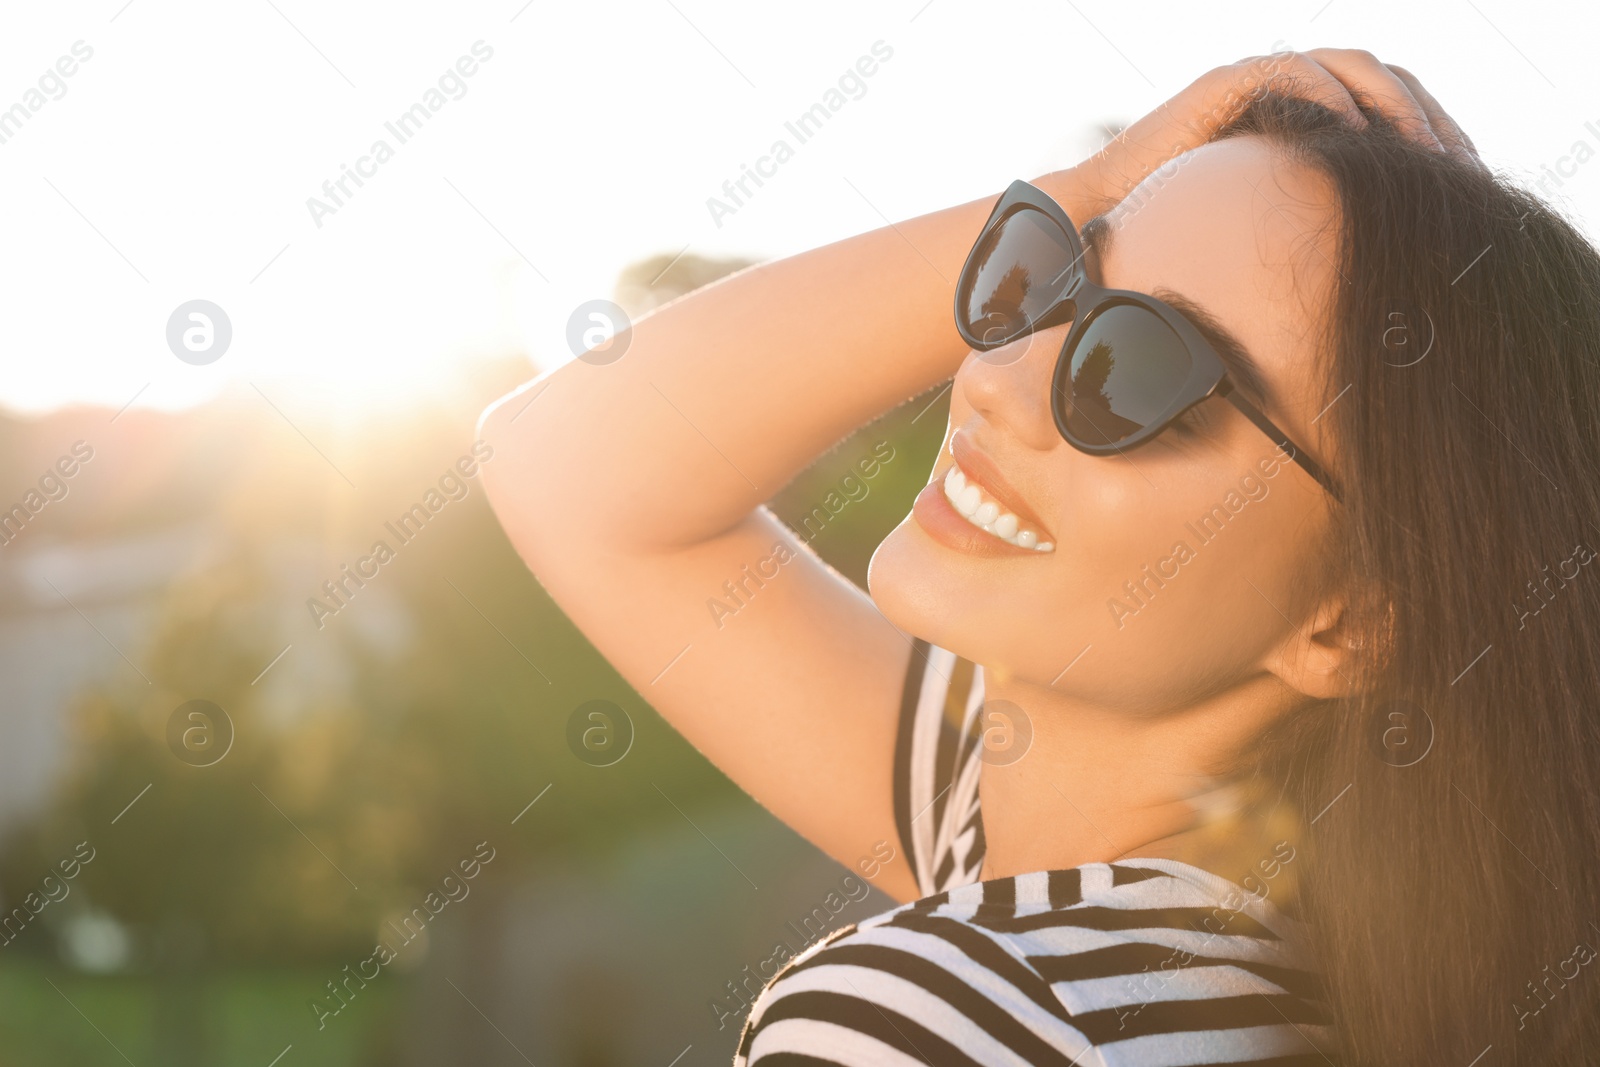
[1218,91,1600,1062]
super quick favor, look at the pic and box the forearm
[480,168,1089,554]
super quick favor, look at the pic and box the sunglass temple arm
[1216,382,1343,501]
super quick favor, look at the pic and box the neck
[973,667,1306,908]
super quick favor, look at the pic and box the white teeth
[955,484,981,517]
[940,463,1054,552]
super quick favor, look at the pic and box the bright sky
[1,0,1596,418]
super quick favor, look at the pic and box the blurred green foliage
[0,254,952,1063]
[0,958,400,1067]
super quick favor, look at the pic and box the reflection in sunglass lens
[960,209,1078,346]
[1058,304,1192,446]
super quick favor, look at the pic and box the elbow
[476,379,558,558]
[475,388,515,507]
[475,387,516,477]
[478,369,657,561]
[476,374,542,447]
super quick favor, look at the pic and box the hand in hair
[1053,47,1483,222]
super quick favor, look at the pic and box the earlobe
[1266,594,1362,700]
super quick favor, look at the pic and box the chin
[867,517,980,654]
[870,517,1114,693]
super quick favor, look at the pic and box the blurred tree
[0,246,955,1064]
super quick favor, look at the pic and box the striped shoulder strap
[892,637,987,898]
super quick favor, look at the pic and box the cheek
[1056,487,1318,704]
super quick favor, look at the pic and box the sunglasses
[954,179,1341,501]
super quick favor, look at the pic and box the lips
[910,430,1056,556]
[948,431,1055,544]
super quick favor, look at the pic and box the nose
[957,326,1067,452]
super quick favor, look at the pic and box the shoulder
[732,900,1088,1067]
[733,860,1336,1067]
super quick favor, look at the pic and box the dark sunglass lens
[960,209,1077,346]
[1059,304,1192,446]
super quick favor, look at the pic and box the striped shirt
[894,637,989,896]
[732,639,1339,1066]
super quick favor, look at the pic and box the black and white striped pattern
[893,637,988,895]
[730,639,1338,1066]
[732,858,1337,1065]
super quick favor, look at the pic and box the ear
[1262,592,1363,700]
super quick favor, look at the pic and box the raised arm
[476,171,1099,904]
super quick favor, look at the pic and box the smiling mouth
[940,444,1055,553]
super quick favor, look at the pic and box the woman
[480,49,1600,1065]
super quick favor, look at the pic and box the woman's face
[870,135,1343,711]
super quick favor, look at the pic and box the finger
[1302,47,1445,151]
[1106,51,1362,193]
[1235,51,1370,131]
[1172,51,1369,140]
[1385,64,1486,168]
